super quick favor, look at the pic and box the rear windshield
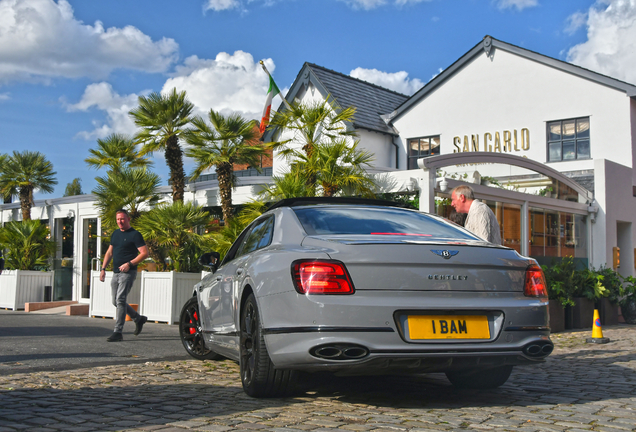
[293,206,478,240]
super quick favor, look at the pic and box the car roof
[265,197,416,212]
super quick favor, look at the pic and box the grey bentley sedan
[179,197,552,397]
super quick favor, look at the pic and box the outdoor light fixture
[587,203,599,223]
[439,178,449,192]
[613,247,620,270]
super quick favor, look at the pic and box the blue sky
[1,0,634,198]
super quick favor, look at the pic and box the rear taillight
[291,260,355,295]
[525,264,547,298]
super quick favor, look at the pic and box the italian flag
[260,74,280,133]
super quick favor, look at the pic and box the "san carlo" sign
[453,128,530,153]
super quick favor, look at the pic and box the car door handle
[216,276,222,281]
[236,268,244,275]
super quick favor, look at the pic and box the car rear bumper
[258,289,551,372]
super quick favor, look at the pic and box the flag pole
[260,61,292,110]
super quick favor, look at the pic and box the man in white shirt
[450,185,502,245]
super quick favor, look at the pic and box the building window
[408,136,440,169]
[547,117,590,162]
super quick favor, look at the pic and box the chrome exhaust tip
[523,341,554,358]
[314,346,342,359]
[311,343,369,360]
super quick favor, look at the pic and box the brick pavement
[0,326,635,432]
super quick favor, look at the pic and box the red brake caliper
[190,311,198,334]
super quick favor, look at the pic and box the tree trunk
[165,134,185,202]
[19,187,32,221]
[302,143,317,194]
[217,162,233,222]
[322,183,338,198]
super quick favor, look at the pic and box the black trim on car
[202,330,239,337]
[262,326,395,335]
[371,347,523,354]
[504,326,550,331]
[266,197,413,211]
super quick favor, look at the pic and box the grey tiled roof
[305,63,409,135]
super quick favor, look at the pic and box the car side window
[221,228,250,265]
[236,216,274,258]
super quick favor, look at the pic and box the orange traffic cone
[586,309,610,344]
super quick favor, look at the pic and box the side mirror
[198,251,221,273]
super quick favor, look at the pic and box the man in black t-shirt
[100,209,149,342]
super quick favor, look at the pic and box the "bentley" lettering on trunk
[428,274,468,280]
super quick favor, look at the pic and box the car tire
[240,293,298,398]
[445,365,513,389]
[179,297,222,361]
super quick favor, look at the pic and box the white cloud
[567,0,636,85]
[67,51,281,139]
[338,0,427,10]
[494,0,539,11]
[66,82,140,140]
[163,51,278,120]
[204,0,241,11]
[0,0,178,83]
[565,11,588,35]
[349,67,424,95]
[0,93,9,100]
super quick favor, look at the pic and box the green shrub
[0,220,56,270]
[542,257,608,307]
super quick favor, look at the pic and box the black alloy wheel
[179,297,221,360]
[240,293,298,397]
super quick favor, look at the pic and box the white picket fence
[0,270,55,310]
[89,270,208,324]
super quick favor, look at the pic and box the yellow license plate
[407,315,490,340]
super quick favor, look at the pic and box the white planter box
[139,271,202,324]
[0,270,54,310]
[88,270,142,318]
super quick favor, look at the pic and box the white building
[270,35,636,278]
[3,35,635,305]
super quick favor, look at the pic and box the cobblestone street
[1,326,635,432]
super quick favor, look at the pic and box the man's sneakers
[106,316,147,341]
[106,332,123,342]
[134,315,148,336]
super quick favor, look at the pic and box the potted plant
[594,267,622,326]
[0,220,56,310]
[134,202,212,323]
[542,258,576,332]
[615,275,636,324]
[570,267,608,329]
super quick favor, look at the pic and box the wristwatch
[128,261,133,267]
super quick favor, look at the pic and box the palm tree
[0,151,57,220]
[0,153,9,204]
[272,140,375,198]
[135,201,213,272]
[311,139,376,197]
[92,167,161,232]
[129,88,194,203]
[185,110,267,222]
[258,171,313,201]
[269,97,357,155]
[268,97,358,194]
[0,220,56,270]
[85,133,152,172]
[206,216,250,261]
